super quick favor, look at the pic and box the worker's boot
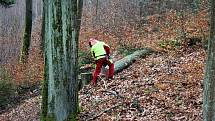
[107,76,114,81]
[90,81,96,87]
[91,78,98,87]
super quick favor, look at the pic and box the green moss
[40,101,56,121]
[19,31,31,63]
[52,0,63,48]
[19,0,32,63]
[46,113,56,121]
[67,113,77,121]
[77,98,81,113]
[118,45,142,56]
[41,80,48,121]
[49,96,55,111]
[158,39,181,49]
[54,79,60,88]
[0,0,15,5]
[41,52,49,120]
[66,99,80,121]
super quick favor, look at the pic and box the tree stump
[80,73,92,88]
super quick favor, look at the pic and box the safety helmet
[88,38,96,42]
[88,38,97,47]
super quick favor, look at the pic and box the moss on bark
[42,0,83,120]
[41,80,48,121]
[67,113,77,121]
[19,0,32,63]
[0,0,15,5]
[203,0,215,120]
[46,113,56,121]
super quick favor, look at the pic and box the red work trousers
[92,58,114,84]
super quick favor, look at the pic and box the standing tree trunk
[93,0,99,27]
[19,0,32,63]
[139,2,143,17]
[95,0,98,21]
[41,0,83,121]
[203,0,215,120]
[76,0,83,40]
[40,0,45,52]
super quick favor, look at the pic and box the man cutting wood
[88,38,114,86]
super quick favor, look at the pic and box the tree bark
[40,0,45,52]
[203,0,215,120]
[77,0,83,33]
[41,0,83,121]
[114,48,153,74]
[19,0,32,63]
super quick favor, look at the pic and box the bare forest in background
[0,0,42,64]
[0,0,209,101]
[81,0,209,49]
[0,0,209,65]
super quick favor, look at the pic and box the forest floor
[0,46,205,121]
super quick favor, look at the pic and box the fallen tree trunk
[79,48,154,90]
[114,48,154,74]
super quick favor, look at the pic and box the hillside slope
[0,47,205,121]
[79,47,205,121]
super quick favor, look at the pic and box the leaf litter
[0,46,205,121]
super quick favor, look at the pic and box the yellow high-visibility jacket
[91,41,109,60]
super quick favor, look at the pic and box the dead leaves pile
[78,47,205,121]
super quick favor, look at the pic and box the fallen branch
[98,75,107,90]
[86,104,121,121]
[102,90,125,99]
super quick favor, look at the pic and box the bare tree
[203,0,215,120]
[19,0,32,63]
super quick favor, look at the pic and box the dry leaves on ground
[0,46,205,121]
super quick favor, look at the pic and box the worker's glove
[94,60,98,64]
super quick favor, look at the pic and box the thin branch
[86,104,121,121]
[102,90,125,99]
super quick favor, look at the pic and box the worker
[88,38,114,86]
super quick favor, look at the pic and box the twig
[98,75,107,90]
[102,90,125,99]
[86,104,121,121]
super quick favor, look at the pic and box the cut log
[79,48,154,88]
[114,48,154,74]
